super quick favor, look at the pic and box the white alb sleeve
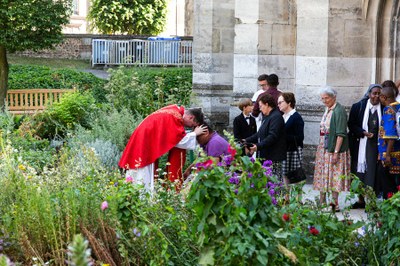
[175,132,197,150]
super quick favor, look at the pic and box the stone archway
[364,0,400,82]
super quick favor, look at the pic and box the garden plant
[0,64,399,265]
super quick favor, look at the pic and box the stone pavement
[302,184,368,222]
[81,68,110,80]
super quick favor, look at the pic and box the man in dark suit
[233,98,257,142]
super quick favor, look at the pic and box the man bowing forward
[119,105,206,191]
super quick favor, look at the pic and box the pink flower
[101,201,108,211]
[126,176,134,183]
[196,159,214,170]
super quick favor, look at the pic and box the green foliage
[26,91,97,139]
[0,0,72,108]
[187,137,365,265]
[88,0,167,35]
[80,106,141,152]
[0,255,14,266]
[0,0,71,53]
[0,136,119,264]
[354,180,400,266]
[9,65,107,102]
[105,66,192,116]
[108,179,199,265]
[188,143,288,265]
[67,234,91,266]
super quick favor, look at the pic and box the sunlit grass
[8,55,90,70]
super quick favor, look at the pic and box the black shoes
[351,201,366,209]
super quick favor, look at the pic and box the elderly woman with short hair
[313,87,351,212]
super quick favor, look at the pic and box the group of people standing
[348,82,400,207]
[233,74,304,190]
[233,74,400,211]
[117,72,400,210]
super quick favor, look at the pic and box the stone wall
[14,34,193,60]
[192,0,400,177]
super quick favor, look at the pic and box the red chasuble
[118,105,187,183]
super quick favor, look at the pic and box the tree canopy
[88,0,168,35]
[0,0,71,108]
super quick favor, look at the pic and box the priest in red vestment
[119,105,206,191]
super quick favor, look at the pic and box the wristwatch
[334,150,339,154]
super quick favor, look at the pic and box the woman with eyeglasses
[313,87,351,212]
[277,93,305,193]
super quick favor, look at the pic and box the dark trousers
[377,162,398,199]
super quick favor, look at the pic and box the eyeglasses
[277,101,285,105]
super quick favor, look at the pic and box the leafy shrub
[71,105,141,152]
[84,139,121,171]
[23,91,97,139]
[187,137,365,265]
[8,65,107,103]
[107,178,199,265]
[0,137,120,264]
[104,66,192,116]
[353,179,400,266]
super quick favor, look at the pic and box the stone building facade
[192,0,400,174]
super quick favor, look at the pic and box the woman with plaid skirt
[277,93,305,188]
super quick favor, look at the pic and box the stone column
[230,0,260,121]
[192,0,235,130]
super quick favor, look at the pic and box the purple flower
[228,176,240,185]
[234,189,238,195]
[262,160,273,168]
[268,189,275,196]
[250,183,255,188]
[125,176,134,183]
[250,157,255,163]
[271,197,277,205]
[133,228,141,237]
[355,242,360,247]
[114,182,119,187]
[247,173,253,178]
[223,155,234,166]
[264,168,273,177]
[217,162,224,166]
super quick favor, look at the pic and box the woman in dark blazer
[277,93,305,186]
[245,93,286,178]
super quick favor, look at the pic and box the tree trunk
[0,45,9,110]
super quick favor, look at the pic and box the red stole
[118,105,187,185]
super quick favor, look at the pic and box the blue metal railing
[92,39,193,67]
